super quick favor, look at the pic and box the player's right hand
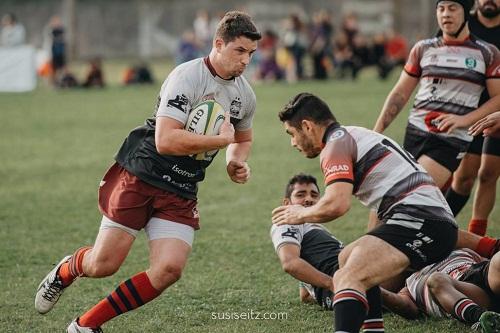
[219,112,235,146]
[468,111,500,137]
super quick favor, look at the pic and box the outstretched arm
[277,244,333,291]
[373,71,419,133]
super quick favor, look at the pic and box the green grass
[0,65,498,333]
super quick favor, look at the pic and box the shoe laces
[42,277,64,302]
[471,321,480,331]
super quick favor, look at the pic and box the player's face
[436,2,465,35]
[216,36,257,78]
[287,183,320,207]
[478,0,500,18]
[284,121,322,158]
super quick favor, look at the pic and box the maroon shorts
[98,163,200,230]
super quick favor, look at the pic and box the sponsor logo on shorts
[192,206,199,219]
[281,227,299,240]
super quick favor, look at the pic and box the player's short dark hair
[215,11,261,43]
[285,173,320,199]
[279,93,337,129]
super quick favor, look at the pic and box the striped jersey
[320,124,456,226]
[404,35,500,144]
[405,248,485,317]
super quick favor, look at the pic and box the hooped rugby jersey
[404,35,500,144]
[405,248,485,317]
[270,223,342,309]
[320,123,456,226]
[115,57,256,199]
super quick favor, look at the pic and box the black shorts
[483,136,500,156]
[460,261,500,312]
[403,125,469,172]
[367,221,458,270]
[466,135,500,156]
[467,135,484,155]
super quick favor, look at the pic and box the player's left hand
[272,204,306,226]
[436,114,469,134]
[227,160,250,184]
[468,111,500,137]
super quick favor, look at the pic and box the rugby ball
[185,100,226,160]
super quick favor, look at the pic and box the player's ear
[301,119,313,132]
[283,198,291,205]
[214,37,224,52]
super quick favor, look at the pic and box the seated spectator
[57,67,78,88]
[82,57,105,88]
[371,33,392,80]
[256,29,283,81]
[1,13,26,46]
[332,31,354,79]
[122,63,154,85]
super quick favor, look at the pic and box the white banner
[0,45,36,92]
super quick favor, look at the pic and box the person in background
[1,13,25,46]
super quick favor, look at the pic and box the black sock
[453,298,485,324]
[362,286,384,332]
[333,289,368,333]
[445,188,470,216]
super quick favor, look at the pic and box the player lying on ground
[381,249,500,332]
[271,173,500,332]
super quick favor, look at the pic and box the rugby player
[373,0,500,190]
[445,0,500,236]
[381,249,500,332]
[35,11,261,332]
[273,93,458,333]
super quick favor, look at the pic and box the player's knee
[478,166,499,184]
[333,266,370,290]
[453,174,475,193]
[152,263,184,285]
[85,259,120,277]
[426,272,449,292]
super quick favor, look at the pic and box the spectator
[385,29,408,67]
[193,10,211,52]
[82,57,105,88]
[1,13,26,46]
[49,16,67,86]
[309,10,334,80]
[123,63,154,85]
[332,31,354,79]
[57,67,78,88]
[176,30,201,65]
[371,32,392,80]
[283,13,307,80]
[341,12,359,47]
[256,30,283,81]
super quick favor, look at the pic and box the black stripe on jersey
[421,66,485,85]
[414,99,475,116]
[378,172,435,217]
[383,203,456,225]
[353,143,391,193]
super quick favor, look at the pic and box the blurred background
[0,0,439,91]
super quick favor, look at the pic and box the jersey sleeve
[404,41,424,77]
[270,224,304,252]
[485,46,500,79]
[155,67,196,125]
[320,129,357,186]
[234,89,256,131]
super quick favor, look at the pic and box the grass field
[0,63,498,333]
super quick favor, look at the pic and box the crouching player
[382,248,500,332]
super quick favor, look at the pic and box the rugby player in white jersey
[34,11,261,332]
[273,93,459,333]
[381,249,500,332]
[373,0,500,190]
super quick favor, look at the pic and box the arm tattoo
[381,92,406,129]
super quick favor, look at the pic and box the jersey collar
[203,57,235,82]
[321,122,341,147]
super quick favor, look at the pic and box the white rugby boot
[67,319,103,333]
[35,255,71,314]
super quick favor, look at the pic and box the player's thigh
[336,235,410,287]
[147,218,193,272]
[418,155,452,188]
[488,253,500,294]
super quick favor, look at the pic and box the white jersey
[405,248,485,317]
[156,57,256,131]
[320,124,456,227]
